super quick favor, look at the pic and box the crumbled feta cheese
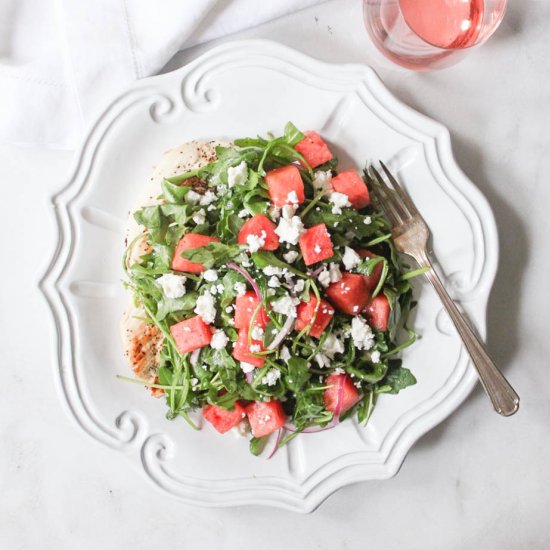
[280,346,291,362]
[271,295,298,317]
[238,252,252,267]
[322,333,345,358]
[275,214,305,245]
[191,377,199,387]
[251,326,264,340]
[208,285,218,295]
[317,269,331,288]
[192,208,206,225]
[312,170,332,192]
[317,262,343,288]
[199,191,217,206]
[225,306,234,313]
[281,204,297,219]
[370,350,381,363]
[352,305,359,313]
[240,362,256,374]
[216,283,224,294]
[262,368,281,386]
[364,216,372,225]
[203,269,218,282]
[194,293,216,324]
[238,208,250,218]
[330,192,351,214]
[294,279,305,293]
[286,190,299,206]
[157,273,187,299]
[263,266,284,276]
[342,246,361,271]
[314,353,331,368]
[249,344,262,353]
[211,330,229,350]
[268,276,281,288]
[246,230,266,253]
[227,161,248,187]
[185,190,201,205]
[267,288,276,297]
[314,244,322,254]
[283,250,299,264]
[207,204,216,211]
[351,316,375,350]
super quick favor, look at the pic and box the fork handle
[418,256,519,416]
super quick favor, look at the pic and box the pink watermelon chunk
[294,131,333,168]
[323,373,361,414]
[325,272,370,315]
[171,233,220,273]
[237,214,280,251]
[265,165,305,207]
[295,294,335,338]
[365,295,390,332]
[358,249,384,293]
[245,400,287,437]
[232,328,265,367]
[331,170,371,209]
[203,402,246,434]
[234,291,269,330]
[170,315,213,354]
[299,223,334,266]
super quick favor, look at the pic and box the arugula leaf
[161,178,191,203]
[179,242,244,269]
[286,357,311,392]
[379,363,417,394]
[156,291,198,321]
[249,436,269,456]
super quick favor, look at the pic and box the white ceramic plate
[41,40,498,513]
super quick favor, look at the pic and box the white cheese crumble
[342,246,361,271]
[225,306,234,313]
[286,190,299,206]
[350,316,375,350]
[330,191,351,214]
[234,281,246,296]
[262,368,281,386]
[227,161,248,187]
[294,279,305,293]
[192,208,206,225]
[203,269,218,282]
[157,273,187,299]
[246,230,266,253]
[238,208,250,218]
[322,333,345,358]
[280,346,291,362]
[314,353,331,368]
[240,361,256,374]
[185,190,201,205]
[238,252,252,267]
[194,292,216,324]
[251,326,264,340]
[364,216,372,225]
[314,244,322,254]
[268,276,281,288]
[263,266,285,276]
[211,330,229,350]
[271,294,299,318]
[199,191,217,206]
[275,214,305,245]
[249,344,262,353]
[268,205,281,221]
[281,204,297,219]
[317,262,343,288]
[370,350,381,363]
[312,170,332,192]
[283,250,299,264]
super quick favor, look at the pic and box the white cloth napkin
[0,0,326,149]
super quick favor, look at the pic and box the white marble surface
[1,1,549,548]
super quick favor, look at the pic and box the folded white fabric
[0,0,326,149]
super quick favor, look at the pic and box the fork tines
[367,161,418,225]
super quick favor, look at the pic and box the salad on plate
[120,123,420,456]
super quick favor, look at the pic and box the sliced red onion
[267,428,282,459]
[267,313,295,350]
[227,262,261,300]
[245,371,253,384]
[307,266,324,278]
[189,349,201,366]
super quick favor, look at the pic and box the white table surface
[1,1,549,548]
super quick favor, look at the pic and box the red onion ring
[307,266,324,278]
[245,371,253,384]
[189,349,201,366]
[267,313,295,350]
[227,262,261,301]
[266,428,282,459]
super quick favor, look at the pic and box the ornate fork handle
[415,250,519,416]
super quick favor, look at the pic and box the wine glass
[363,0,507,70]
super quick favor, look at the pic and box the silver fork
[367,161,519,417]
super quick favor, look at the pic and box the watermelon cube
[234,291,269,329]
[203,401,246,434]
[325,272,370,315]
[365,295,390,332]
[331,170,370,209]
[358,249,384,292]
[323,373,361,415]
[171,233,220,273]
[170,315,212,354]
[295,294,335,338]
[265,165,305,208]
[232,328,265,367]
[294,131,333,169]
[299,223,334,266]
[245,400,287,437]
[237,214,279,251]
